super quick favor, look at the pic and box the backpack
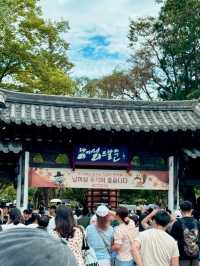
[180,219,199,258]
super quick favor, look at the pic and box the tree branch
[141,85,153,100]
[0,60,12,82]
[121,91,142,100]
[147,39,176,91]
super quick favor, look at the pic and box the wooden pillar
[168,156,175,211]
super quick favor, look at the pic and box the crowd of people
[0,200,199,266]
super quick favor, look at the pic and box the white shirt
[47,217,55,234]
[135,228,179,266]
[2,223,26,231]
[27,223,38,228]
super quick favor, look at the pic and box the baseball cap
[96,205,109,217]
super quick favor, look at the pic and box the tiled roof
[0,89,200,132]
[0,141,22,153]
[183,148,200,159]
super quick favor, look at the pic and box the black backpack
[180,219,199,258]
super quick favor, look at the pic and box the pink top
[114,220,139,261]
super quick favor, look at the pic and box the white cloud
[70,46,131,78]
[40,0,161,78]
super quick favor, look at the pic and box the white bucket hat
[96,205,109,217]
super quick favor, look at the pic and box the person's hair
[9,208,23,225]
[82,207,89,216]
[116,207,129,225]
[38,215,49,229]
[130,214,139,226]
[55,206,75,239]
[23,209,32,215]
[75,207,81,217]
[31,213,40,223]
[154,210,170,227]
[147,208,154,215]
[180,201,193,212]
[136,210,141,216]
[50,205,57,211]
[166,207,172,214]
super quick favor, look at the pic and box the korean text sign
[74,145,129,166]
[29,168,169,190]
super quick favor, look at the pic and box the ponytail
[116,207,129,225]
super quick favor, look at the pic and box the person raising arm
[141,208,158,230]
[132,211,179,266]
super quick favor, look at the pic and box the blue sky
[40,0,161,78]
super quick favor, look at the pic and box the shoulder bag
[78,226,99,266]
[96,227,114,266]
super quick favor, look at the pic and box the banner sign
[74,145,129,166]
[29,168,169,190]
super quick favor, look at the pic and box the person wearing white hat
[86,205,114,266]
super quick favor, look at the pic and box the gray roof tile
[183,148,200,159]
[0,89,200,132]
[0,141,22,153]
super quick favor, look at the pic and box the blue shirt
[86,224,114,261]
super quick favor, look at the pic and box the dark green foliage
[0,0,75,95]
[129,0,200,100]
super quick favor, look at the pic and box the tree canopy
[1,0,200,100]
[77,0,200,101]
[0,0,75,95]
[128,0,200,100]
[75,70,153,100]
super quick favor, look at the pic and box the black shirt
[170,217,200,260]
[24,218,32,226]
[139,213,148,232]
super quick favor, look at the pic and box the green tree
[0,1,9,28]
[76,70,152,99]
[28,187,87,208]
[0,0,74,95]
[120,190,167,206]
[128,0,200,100]
[0,185,16,202]
[96,70,140,99]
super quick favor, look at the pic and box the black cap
[0,228,77,266]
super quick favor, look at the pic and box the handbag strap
[77,225,89,250]
[96,227,111,255]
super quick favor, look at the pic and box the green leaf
[0,0,74,95]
